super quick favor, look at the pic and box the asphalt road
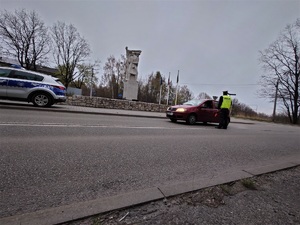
[0,107,299,220]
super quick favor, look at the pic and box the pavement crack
[157,187,167,201]
[242,169,255,176]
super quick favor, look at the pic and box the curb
[5,106,166,119]
[1,155,299,225]
[0,103,166,119]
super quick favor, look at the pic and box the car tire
[32,92,53,107]
[186,114,197,125]
[170,118,177,123]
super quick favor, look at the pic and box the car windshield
[182,99,205,106]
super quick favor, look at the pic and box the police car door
[0,68,11,97]
[7,70,32,99]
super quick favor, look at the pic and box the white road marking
[0,122,201,129]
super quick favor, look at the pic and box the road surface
[0,107,299,220]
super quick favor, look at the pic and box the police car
[0,66,66,107]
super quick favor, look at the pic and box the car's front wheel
[32,92,53,107]
[170,118,177,123]
[186,114,197,125]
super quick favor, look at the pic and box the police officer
[216,91,232,129]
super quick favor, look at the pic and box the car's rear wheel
[32,92,53,107]
[186,114,197,125]
[170,118,177,123]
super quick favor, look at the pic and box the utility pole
[175,70,179,105]
[90,68,94,97]
[272,79,279,122]
[167,72,170,105]
[111,67,114,99]
[159,76,162,105]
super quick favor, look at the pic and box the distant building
[0,56,19,66]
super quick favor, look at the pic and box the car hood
[170,104,195,109]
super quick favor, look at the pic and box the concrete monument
[123,47,142,100]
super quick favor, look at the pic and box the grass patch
[241,178,257,190]
[220,184,231,195]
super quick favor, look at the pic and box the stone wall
[65,96,169,112]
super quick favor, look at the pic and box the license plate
[167,112,173,116]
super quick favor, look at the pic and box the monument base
[123,79,138,100]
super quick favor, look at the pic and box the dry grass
[233,114,272,122]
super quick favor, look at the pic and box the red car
[166,99,229,125]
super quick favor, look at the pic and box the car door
[197,100,216,122]
[0,68,11,97]
[211,100,220,123]
[6,70,34,99]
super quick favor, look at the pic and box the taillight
[51,85,65,90]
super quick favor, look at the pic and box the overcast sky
[1,0,299,114]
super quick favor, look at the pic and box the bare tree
[230,98,257,117]
[196,92,212,99]
[102,55,126,98]
[51,21,91,89]
[178,85,194,104]
[137,72,161,103]
[259,19,300,124]
[72,60,100,89]
[0,9,50,70]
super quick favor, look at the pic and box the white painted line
[0,122,202,130]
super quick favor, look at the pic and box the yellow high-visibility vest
[221,95,232,109]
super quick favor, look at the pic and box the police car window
[32,74,43,81]
[10,71,43,81]
[0,68,11,77]
[9,71,28,80]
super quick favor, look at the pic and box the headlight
[176,108,186,112]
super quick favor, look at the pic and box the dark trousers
[218,108,229,129]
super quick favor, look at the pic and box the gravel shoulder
[64,166,300,225]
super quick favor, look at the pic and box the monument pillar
[123,47,142,101]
